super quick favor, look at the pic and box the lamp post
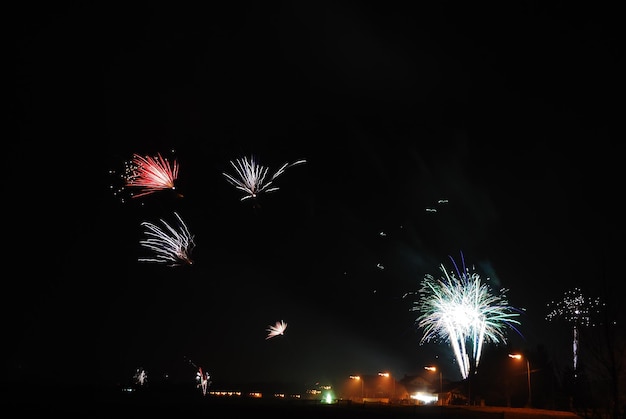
[350,375,364,399]
[425,366,443,405]
[378,372,395,400]
[509,354,531,407]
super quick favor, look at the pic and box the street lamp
[424,366,443,393]
[350,375,364,398]
[424,366,443,405]
[378,372,395,400]
[508,353,531,407]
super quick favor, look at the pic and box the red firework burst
[124,152,180,198]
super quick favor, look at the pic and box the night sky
[8,3,621,391]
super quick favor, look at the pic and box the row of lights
[349,373,394,397]
[349,354,531,407]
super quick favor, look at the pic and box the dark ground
[5,386,582,419]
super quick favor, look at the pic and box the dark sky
[8,3,621,390]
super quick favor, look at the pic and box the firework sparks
[123,152,180,199]
[196,367,211,396]
[545,287,602,326]
[133,367,147,386]
[546,287,602,374]
[138,212,195,266]
[266,320,288,339]
[412,253,521,380]
[223,155,306,201]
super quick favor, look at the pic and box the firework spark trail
[138,212,195,266]
[124,152,180,198]
[545,287,602,374]
[266,320,288,339]
[223,156,306,201]
[196,367,211,396]
[413,253,521,380]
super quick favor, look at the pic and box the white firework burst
[223,155,306,201]
[412,253,521,379]
[266,320,288,340]
[138,212,195,266]
[545,287,602,374]
[133,367,148,386]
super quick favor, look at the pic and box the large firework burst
[412,254,521,380]
[123,152,180,199]
[223,155,305,201]
[138,212,195,266]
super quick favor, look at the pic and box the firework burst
[196,367,211,396]
[266,320,288,339]
[223,155,306,201]
[122,152,180,199]
[133,367,147,386]
[138,212,195,266]
[412,253,521,380]
[546,287,602,374]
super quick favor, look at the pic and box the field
[7,388,582,419]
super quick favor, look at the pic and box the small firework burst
[266,320,288,339]
[196,367,211,396]
[133,367,147,386]
[546,287,603,374]
[545,287,602,326]
[139,212,195,266]
[223,155,306,201]
[123,152,180,199]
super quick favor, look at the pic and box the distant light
[208,390,242,397]
[322,392,336,404]
[411,392,438,404]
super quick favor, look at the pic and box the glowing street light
[509,353,531,407]
[424,366,443,394]
[349,375,364,398]
[378,372,395,400]
[425,366,443,405]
